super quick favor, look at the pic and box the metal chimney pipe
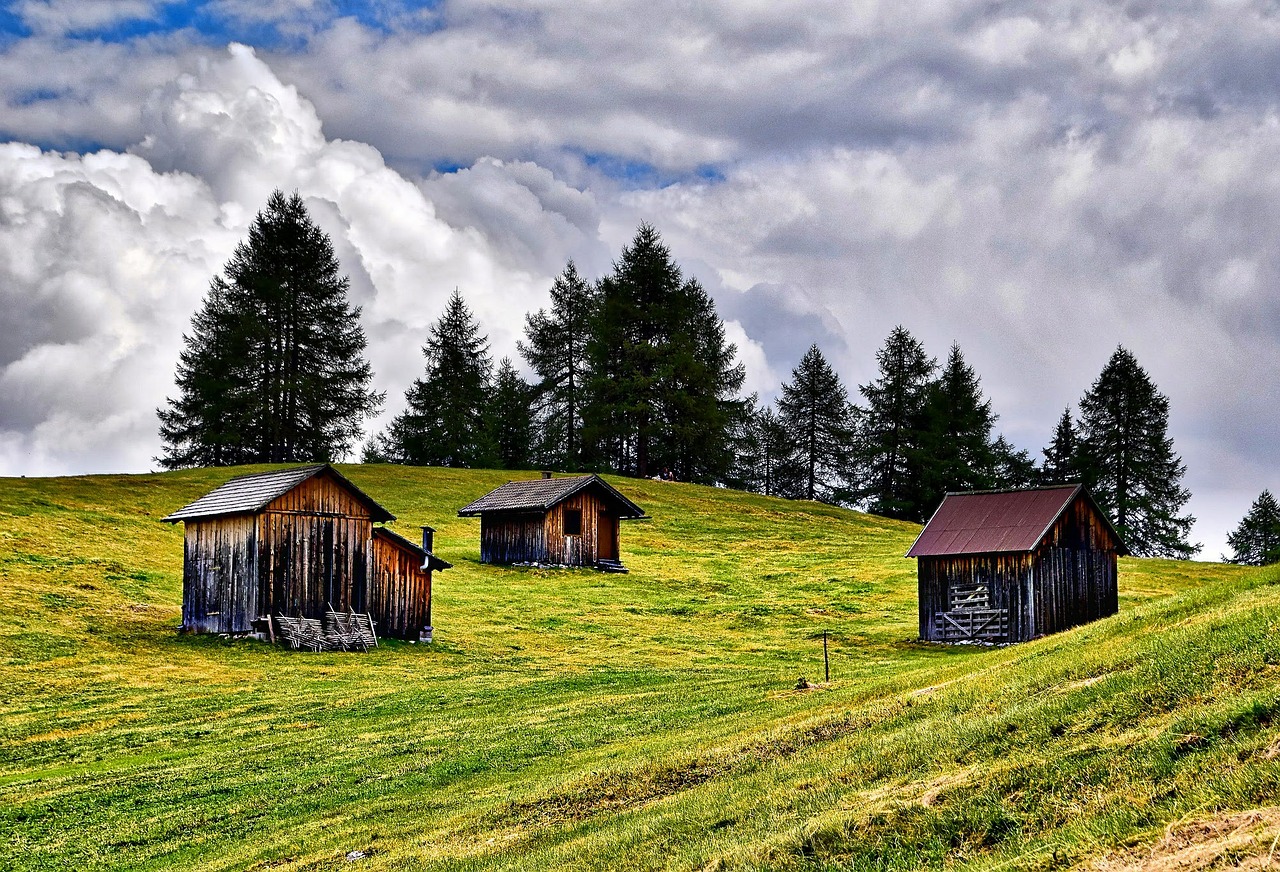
[421,525,435,554]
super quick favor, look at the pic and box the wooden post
[266,614,276,645]
[823,630,829,683]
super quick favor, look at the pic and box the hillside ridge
[0,465,1272,871]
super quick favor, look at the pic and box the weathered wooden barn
[457,474,647,570]
[907,484,1126,644]
[163,465,450,640]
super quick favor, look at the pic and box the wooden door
[597,513,617,560]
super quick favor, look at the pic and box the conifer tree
[1224,491,1280,566]
[583,224,743,482]
[489,358,535,470]
[158,190,381,468]
[855,326,936,520]
[777,344,855,503]
[519,261,593,469]
[1040,407,1084,485]
[728,400,800,498]
[1077,346,1197,558]
[911,343,999,512]
[384,289,495,467]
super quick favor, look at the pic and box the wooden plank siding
[369,531,432,640]
[182,515,258,634]
[254,511,371,620]
[479,512,546,564]
[918,553,1030,643]
[544,492,615,566]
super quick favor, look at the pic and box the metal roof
[457,474,646,518]
[162,464,394,523]
[906,485,1102,557]
[372,526,452,571]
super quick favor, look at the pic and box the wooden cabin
[163,465,450,641]
[907,484,1126,644]
[457,474,647,571]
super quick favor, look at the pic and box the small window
[563,509,582,536]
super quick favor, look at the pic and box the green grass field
[2,466,1278,871]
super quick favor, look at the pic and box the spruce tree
[158,190,381,468]
[990,436,1037,489]
[1040,408,1084,485]
[583,224,743,482]
[911,343,1000,512]
[1077,346,1197,558]
[519,261,594,469]
[1224,491,1280,565]
[855,326,936,520]
[777,344,854,503]
[489,358,535,470]
[385,289,495,467]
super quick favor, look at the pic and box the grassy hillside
[1,466,1276,871]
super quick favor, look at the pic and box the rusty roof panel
[906,485,1083,557]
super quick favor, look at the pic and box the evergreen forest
[160,194,1211,559]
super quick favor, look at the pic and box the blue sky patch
[576,151,727,189]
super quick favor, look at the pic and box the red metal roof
[905,485,1083,557]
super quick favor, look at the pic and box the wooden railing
[934,607,1008,642]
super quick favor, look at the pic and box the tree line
[160,189,1238,561]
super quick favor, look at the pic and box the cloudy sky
[2,0,1277,558]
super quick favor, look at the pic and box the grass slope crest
[0,465,1276,871]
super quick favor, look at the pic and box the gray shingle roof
[457,474,646,518]
[162,464,394,523]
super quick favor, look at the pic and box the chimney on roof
[541,470,553,479]
[421,525,435,554]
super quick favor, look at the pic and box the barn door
[935,570,1009,643]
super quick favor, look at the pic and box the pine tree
[1040,408,1084,485]
[583,224,743,482]
[1224,491,1280,566]
[384,289,495,467]
[519,261,594,469]
[158,190,381,468]
[911,343,1000,512]
[855,326,936,520]
[489,358,535,470]
[1077,346,1197,558]
[777,344,855,503]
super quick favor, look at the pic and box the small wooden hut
[457,473,646,570]
[907,484,1126,644]
[163,464,450,641]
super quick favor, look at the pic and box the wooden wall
[182,515,258,634]
[479,512,546,564]
[369,530,432,640]
[255,512,371,619]
[544,491,610,566]
[917,494,1120,644]
[918,553,1031,643]
[1031,494,1120,635]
